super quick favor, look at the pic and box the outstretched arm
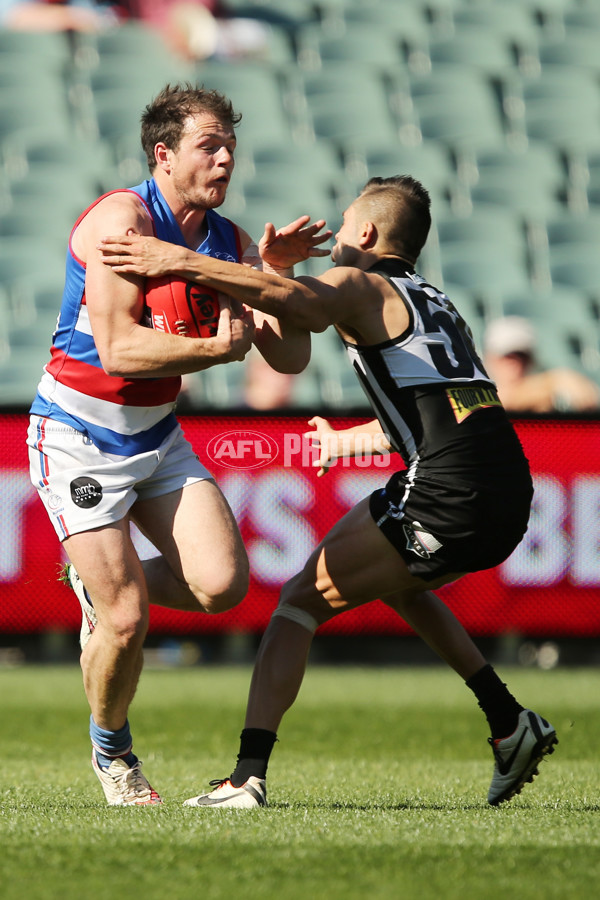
[98,233,365,333]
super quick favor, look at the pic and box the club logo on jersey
[47,493,63,510]
[446,385,502,423]
[403,520,443,559]
[70,477,103,508]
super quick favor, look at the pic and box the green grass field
[0,663,598,899]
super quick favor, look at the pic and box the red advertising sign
[2,414,600,638]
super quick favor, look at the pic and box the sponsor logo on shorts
[206,431,279,470]
[70,477,103,508]
[446,385,501,423]
[403,520,443,559]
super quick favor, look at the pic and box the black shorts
[369,466,534,581]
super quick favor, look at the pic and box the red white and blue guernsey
[30,178,242,455]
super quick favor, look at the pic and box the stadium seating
[2,2,600,408]
[341,139,457,214]
[408,69,506,152]
[464,143,567,218]
[426,27,521,78]
[295,21,405,72]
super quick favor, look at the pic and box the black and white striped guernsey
[341,259,514,476]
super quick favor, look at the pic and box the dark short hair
[140,83,242,172]
[358,175,432,263]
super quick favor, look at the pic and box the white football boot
[92,753,162,806]
[487,709,558,805]
[64,563,97,649]
[184,777,267,808]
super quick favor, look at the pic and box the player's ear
[359,221,377,249]
[154,142,171,172]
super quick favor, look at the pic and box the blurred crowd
[0,0,269,60]
[483,316,600,414]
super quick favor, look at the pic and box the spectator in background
[0,0,123,31]
[124,0,269,61]
[243,347,296,410]
[483,316,600,414]
[0,0,269,61]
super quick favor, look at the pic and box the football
[144,275,220,338]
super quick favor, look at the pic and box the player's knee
[101,605,149,649]
[275,575,328,632]
[192,563,250,615]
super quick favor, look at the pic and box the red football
[144,275,220,338]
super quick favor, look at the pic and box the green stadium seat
[339,2,430,72]
[0,97,73,147]
[563,7,600,31]
[232,196,322,244]
[0,29,71,70]
[436,207,527,257]
[305,96,399,150]
[450,2,540,46]
[224,0,319,29]
[193,62,294,148]
[537,32,600,75]
[426,28,520,78]
[251,140,341,183]
[93,21,181,63]
[296,22,404,72]
[341,139,457,213]
[440,251,531,302]
[545,211,600,250]
[466,144,566,218]
[550,250,600,295]
[8,168,97,230]
[409,69,507,151]
[521,69,600,115]
[502,285,596,330]
[0,242,66,306]
[241,170,340,227]
[288,62,411,147]
[0,350,48,406]
[88,56,194,99]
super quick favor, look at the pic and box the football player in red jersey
[27,84,330,806]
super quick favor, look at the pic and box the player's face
[331,202,362,267]
[168,112,237,210]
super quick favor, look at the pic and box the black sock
[465,664,524,739]
[230,728,277,787]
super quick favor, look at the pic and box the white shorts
[27,416,214,541]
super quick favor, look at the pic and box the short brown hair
[141,83,242,172]
[357,175,431,263]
